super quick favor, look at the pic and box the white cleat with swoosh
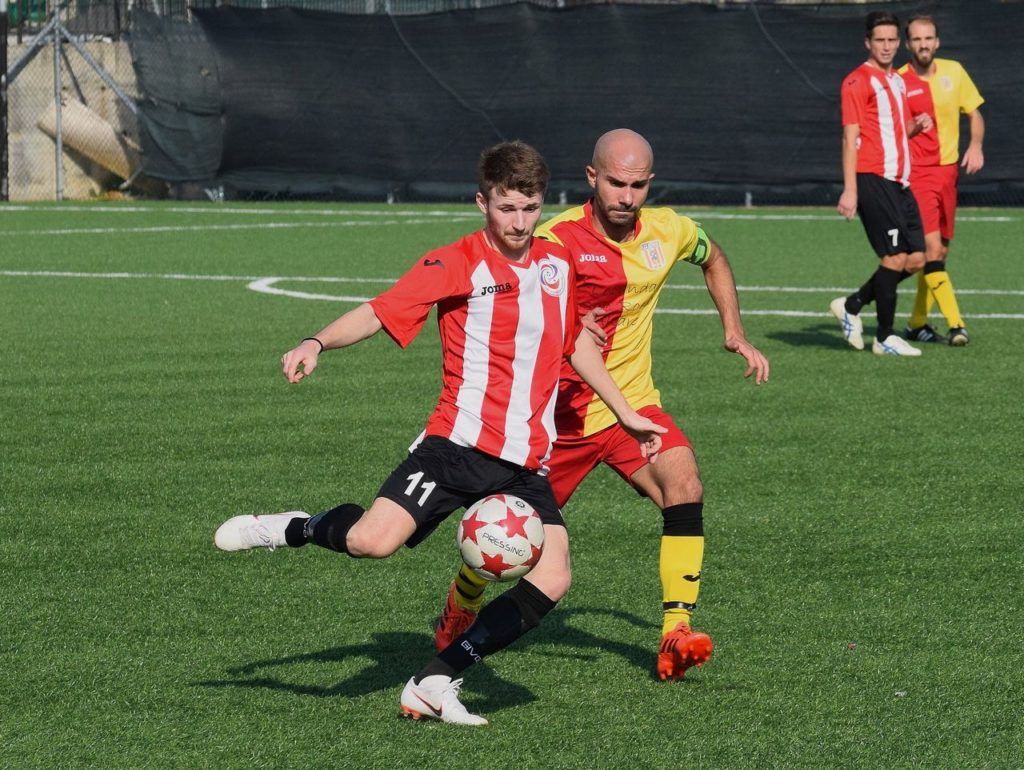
[400,675,488,726]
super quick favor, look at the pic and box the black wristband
[302,337,324,353]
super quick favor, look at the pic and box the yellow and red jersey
[538,201,709,439]
[898,58,984,167]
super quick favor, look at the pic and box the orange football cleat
[657,623,713,680]
[434,582,478,652]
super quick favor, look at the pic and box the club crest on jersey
[641,240,666,270]
[538,258,566,297]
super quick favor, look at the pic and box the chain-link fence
[5,2,141,200]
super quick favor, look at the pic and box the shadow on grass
[766,322,854,349]
[195,605,670,713]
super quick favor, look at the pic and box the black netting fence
[4,0,1024,203]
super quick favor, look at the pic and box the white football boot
[830,297,865,350]
[400,676,488,726]
[872,335,922,357]
[214,512,310,551]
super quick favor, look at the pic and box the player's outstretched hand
[281,339,322,384]
[620,412,668,463]
[582,307,609,346]
[725,336,770,385]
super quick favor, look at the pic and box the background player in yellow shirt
[435,129,769,680]
[899,15,985,346]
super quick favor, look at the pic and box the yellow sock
[454,563,488,612]
[908,271,932,329]
[660,534,704,635]
[925,269,964,329]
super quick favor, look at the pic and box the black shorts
[377,435,564,548]
[856,173,926,257]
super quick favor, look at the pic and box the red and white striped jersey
[841,62,912,186]
[369,230,578,470]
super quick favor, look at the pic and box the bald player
[435,129,770,681]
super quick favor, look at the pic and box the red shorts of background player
[546,404,693,507]
[911,164,959,241]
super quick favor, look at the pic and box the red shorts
[910,164,959,241]
[545,405,692,507]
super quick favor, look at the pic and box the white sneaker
[830,297,864,350]
[872,335,922,357]
[214,512,309,551]
[400,676,488,726]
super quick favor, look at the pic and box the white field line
[0,205,1017,224]
[2,270,1022,319]
[0,205,479,217]
[0,218,470,236]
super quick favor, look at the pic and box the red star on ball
[460,511,487,545]
[500,508,530,539]
[525,543,543,568]
[480,551,514,579]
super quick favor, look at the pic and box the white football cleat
[214,512,309,551]
[830,297,865,350]
[400,676,488,726]
[872,335,922,357]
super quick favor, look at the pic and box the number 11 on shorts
[404,471,436,506]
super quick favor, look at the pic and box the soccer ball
[457,494,545,582]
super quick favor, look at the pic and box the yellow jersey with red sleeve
[538,201,711,439]
[898,58,984,167]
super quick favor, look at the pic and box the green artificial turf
[1,202,1021,769]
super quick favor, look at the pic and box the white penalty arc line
[3,270,1022,319]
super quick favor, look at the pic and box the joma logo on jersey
[579,253,607,263]
[479,282,513,296]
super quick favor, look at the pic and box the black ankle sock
[284,517,309,547]
[847,272,877,314]
[305,503,364,554]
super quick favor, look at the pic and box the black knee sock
[873,266,902,341]
[288,503,364,553]
[416,579,557,681]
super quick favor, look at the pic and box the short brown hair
[865,11,899,38]
[478,141,550,199]
[905,15,938,39]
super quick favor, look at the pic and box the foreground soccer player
[434,129,769,680]
[214,141,664,726]
[899,15,985,347]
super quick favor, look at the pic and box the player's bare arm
[701,240,770,385]
[962,110,985,174]
[837,123,860,220]
[281,302,383,383]
[568,331,667,459]
[580,307,609,345]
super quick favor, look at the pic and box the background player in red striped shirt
[832,11,931,357]
[435,129,770,681]
[212,141,665,726]
[899,15,985,347]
